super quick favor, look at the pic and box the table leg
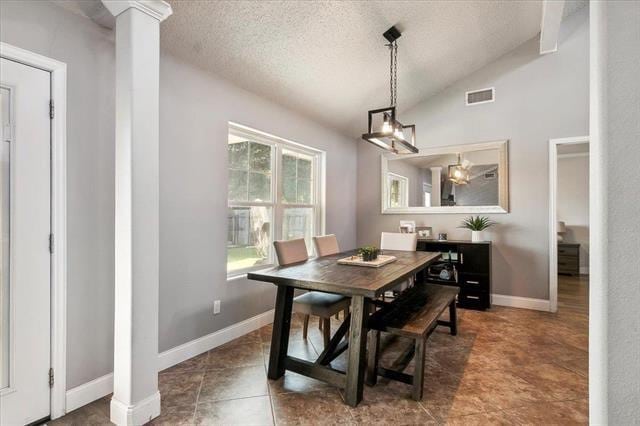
[268,285,294,380]
[345,295,369,407]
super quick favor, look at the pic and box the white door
[0,58,52,425]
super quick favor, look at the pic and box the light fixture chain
[393,41,398,107]
[389,42,394,107]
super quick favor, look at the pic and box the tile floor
[49,275,588,425]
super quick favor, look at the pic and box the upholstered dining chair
[313,234,341,257]
[380,232,418,297]
[273,238,350,348]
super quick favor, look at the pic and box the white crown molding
[101,0,172,22]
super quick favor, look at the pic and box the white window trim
[227,123,325,279]
[387,172,409,208]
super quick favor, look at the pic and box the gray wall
[557,154,589,270]
[0,0,357,389]
[597,1,640,423]
[357,7,589,300]
[159,54,357,352]
[1,0,116,389]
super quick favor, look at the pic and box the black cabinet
[416,240,492,310]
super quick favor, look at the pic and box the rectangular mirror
[381,140,509,214]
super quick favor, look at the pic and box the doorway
[0,57,53,425]
[549,136,590,313]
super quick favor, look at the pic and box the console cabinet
[416,240,492,310]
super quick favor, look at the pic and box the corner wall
[0,0,357,391]
[357,7,589,301]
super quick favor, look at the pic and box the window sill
[227,265,276,282]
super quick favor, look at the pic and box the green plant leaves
[458,216,496,231]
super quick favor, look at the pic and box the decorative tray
[337,255,397,268]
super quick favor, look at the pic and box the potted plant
[459,216,496,242]
[358,245,379,262]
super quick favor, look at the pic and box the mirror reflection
[382,141,508,213]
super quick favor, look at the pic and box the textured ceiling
[55,0,586,137]
[161,0,586,137]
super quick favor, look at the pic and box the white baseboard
[65,373,114,413]
[65,309,275,414]
[110,391,161,426]
[491,294,550,312]
[157,308,274,371]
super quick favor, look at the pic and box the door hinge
[49,99,54,119]
[49,233,54,254]
[49,368,54,388]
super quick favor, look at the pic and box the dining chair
[273,238,350,348]
[313,234,341,257]
[313,234,350,322]
[380,232,418,297]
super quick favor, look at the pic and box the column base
[110,391,161,426]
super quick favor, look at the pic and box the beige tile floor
[49,275,588,425]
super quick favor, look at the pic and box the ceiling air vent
[466,87,495,106]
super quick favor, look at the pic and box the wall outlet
[213,300,221,315]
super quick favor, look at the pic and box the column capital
[430,166,443,171]
[102,0,173,22]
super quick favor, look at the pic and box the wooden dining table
[247,249,441,407]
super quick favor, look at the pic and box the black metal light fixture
[447,153,471,185]
[362,26,418,154]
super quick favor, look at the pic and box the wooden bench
[366,284,459,400]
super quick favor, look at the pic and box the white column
[430,167,442,207]
[101,2,172,425]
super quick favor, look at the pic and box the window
[227,124,324,276]
[387,173,408,208]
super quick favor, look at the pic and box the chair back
[380,232,418,251]
[313,234,340,257]
[274,238,309,266]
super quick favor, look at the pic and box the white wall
[557,154,589,271]
[357,7,589,301]
[591,1,640,423]
[0,0,357,389]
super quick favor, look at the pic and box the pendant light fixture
[362,26,418,154]
[447,153,471,185]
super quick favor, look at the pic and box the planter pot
[471,230,484,242]
[361,251,379,262]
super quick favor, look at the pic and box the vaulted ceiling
[59,0,587,138]
[160,1,586,137]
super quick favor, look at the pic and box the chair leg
[322,318,331,348]
[366,330,380,386]
[302,314,310,339]
[449,301,458,336]
[412,338,426,401]
[319,317,323,331]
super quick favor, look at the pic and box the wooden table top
[247,250,441,298]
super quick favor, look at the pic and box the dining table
[247,249,441,407]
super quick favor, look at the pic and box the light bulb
[454,169,462,178]
[394,127,404,139]
[381,121,392,134]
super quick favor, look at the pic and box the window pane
[283,154,296,179]
[282,175,296,203]
[297,157,312,180]
[228,170,248,201]
[297,179,311,204]
[248,172,271,202]
[228,141,248,169]
[227,206,272,273]
[249,142,271,172]
[283,208,314,253]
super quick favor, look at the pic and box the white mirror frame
[381,140,509,214]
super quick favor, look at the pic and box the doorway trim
[548,136,589,313]
[0,42,67,419]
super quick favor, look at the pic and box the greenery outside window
[227,124,324,276]
[388,173,408,208]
